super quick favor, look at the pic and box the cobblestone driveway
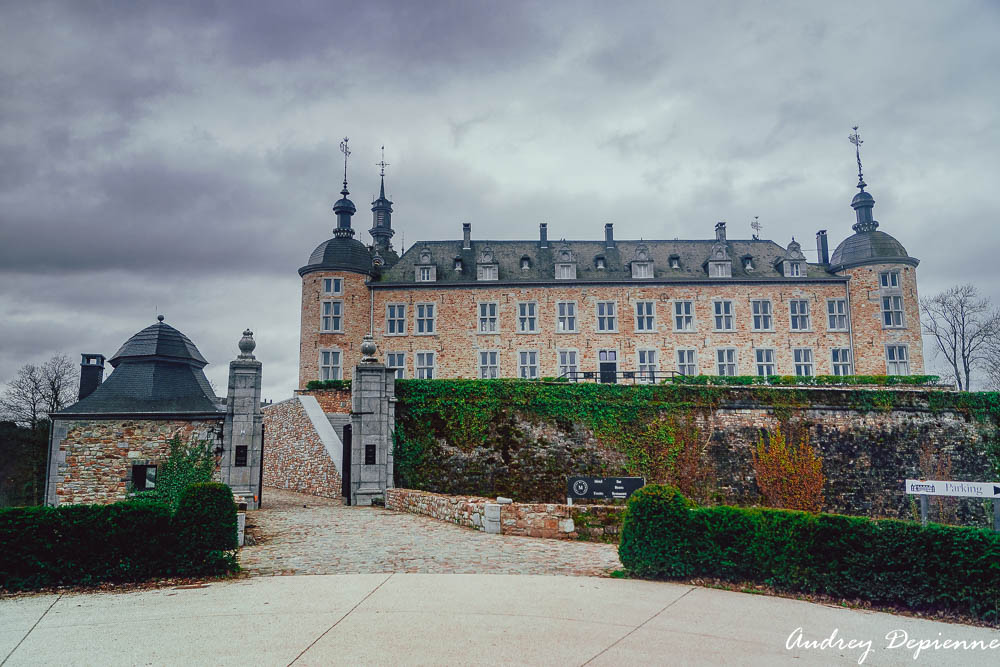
[240,488,622,577]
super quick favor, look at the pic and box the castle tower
[369,147,395,260]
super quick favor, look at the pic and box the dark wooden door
[342,424,352,505]
[599,363,617,383]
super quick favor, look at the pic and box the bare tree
[921,284,1000,391]
[0,355,78,430]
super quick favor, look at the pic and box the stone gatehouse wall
[47,418,223,506]
[262,396,342,500]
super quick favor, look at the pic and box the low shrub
[752,426,824,511]
[619,485,1000,621]
[173,483,238,574]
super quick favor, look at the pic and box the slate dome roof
[109,319,208,368]
[299,236,374,276]
[829,230,917,270]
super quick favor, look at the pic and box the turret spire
[370,145,395,254]
[848,126,878,233]
[849,126,866,192]
[332,137,356,238]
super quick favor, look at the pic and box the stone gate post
[349,335,395,506]
[221,329,263,509]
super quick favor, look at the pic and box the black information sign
[567,476,645,500]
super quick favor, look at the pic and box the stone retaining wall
[296,388,351,414]
[262,396,342,500]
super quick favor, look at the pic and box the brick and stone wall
[297,388,352,414]
[48,418,222,506]
[262,396,342,500]
[845,262,923,374]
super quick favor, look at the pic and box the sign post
[904,479,1000,531]
[567,476,644,505]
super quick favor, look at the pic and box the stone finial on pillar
[238,329,256,359]
[360,334,378,364]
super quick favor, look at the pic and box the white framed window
[321,301,343,332]
[879,271,900,288]
[827,299,848,330]
[674,300,694,331]
[415,351,436,379]
[386,304,406,335]
[755,349,775,376]
[711,262,731,278]
[787,262,801,277]
[676,349,697,376]
[751,300,772,331]
[556,263,576,280]
[478,265,498,281]
[558,349,578,377]
[716,348,737,376]
[322,277,343,295]
[789,299,810,331]
[882,295,904,327]
[557,301,577,333]
[635,301,655,332]
[518,350,538,379]
[387,352,406,379]
[596,301,617,332]
[793,348,814,376]
[416,303,436,334]
[479,350,500,378]
[478,302,499,333]
[417,266,435,282]
[832,348,852,376]
[319,349,342,380]
[886,345,909,375]
[637,348,658,383]
[632,262,653,279]
[517,302,537,333]
[713,300,734,331]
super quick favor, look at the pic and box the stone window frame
[318,347,343,380]
[320,300,343,333]
[826,298,849,331]
[631,261,654,279]
[881,294,905,328]
[555,263,577,280]
[879,270,900,289]
[789,299,811,331]
[786,261,802,277]
[793,347,814,377]
[557,348,579,378]
[886,344,909,375]
[322,277,344,296]
[676,347,698,375]
[596,300,618,333]
[477,301,500,334]
[516,301,538,334]
[477,264,499,281]
[385,303,407,336]
[414,302,437,335]
[556,300,578,333]
[634,300,656,333]
[636,347,659,383]
[386,351,406,379]
[517,349,539,379]
[712,299,735,332]
[672,299,696,332]
[754,348,775,376]
[416,265,436,282]
[415,350,436,379]
[751,299,773,332]
[715,347,738,376]
[709,261,732,278]
[831,347,852,376]
[478,349,500,379]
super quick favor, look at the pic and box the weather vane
[376,145,390,178]
[750,216,761,240]
[849,126,866,191]
[339,136,351,184]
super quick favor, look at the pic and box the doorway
[598,349,618,383]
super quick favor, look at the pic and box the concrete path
[3,574,998,666]
[240,488,621,576]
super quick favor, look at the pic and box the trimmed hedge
[305,379,351,391]
[0,483,239,591]
[619,485,1000,621]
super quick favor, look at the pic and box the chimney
[78,353,106,400]
[604,223,615,249]
[816,230,829,264]
[462,222,471,250]
[715,221,727,242]
[539,223,548,248]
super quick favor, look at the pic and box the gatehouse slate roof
[374,238,838,286]
[829,229,918,271]
[56,320,224,418]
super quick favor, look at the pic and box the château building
[298,144,922,386]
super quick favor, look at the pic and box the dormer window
[788,262,801,277]
[520,255,531,271]
[454,257,463,272]
[595,256,606,270]
[556,263,576,280]
[710,262,731,278]
[742,256,754,272]
[707,242,731,278]
[477,246,499,281]
[632,262,653,279]
[478,265,498,281]
[669,255,681,270]
[417,265,435,282]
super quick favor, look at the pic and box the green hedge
[305,379,351,391]
[664,374,940,387]
[619,485,1000,621]
[0,483,239,591]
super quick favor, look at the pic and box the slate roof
[829,230,918,271]
[299,236,375,276]
[375,238,839,285]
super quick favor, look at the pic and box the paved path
[240,488,622,576]
[4,575,998,666]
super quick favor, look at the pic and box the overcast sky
[1,0,998,398]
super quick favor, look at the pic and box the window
[387,352,405,379]
[557,302,577,332]
[716,348,737,376]
[320,349,342,380]
[827,299,848,330]
[879,271,900,288]
[321,301,343,332]
[787,262,801,277]
[518,350,538,379]
[755,349,775,376]
[417,266,434,282]
[637,349,658,383]
[831,348,852,376]
[479,350,500,378]
[596,301,617,332]
[882,295,904,327]
[386,304,406,335]
[415,352,435,379]
[789,299,810,330]
[674,301,694,331]
[743,257,754,272]
[416,303,435,334]
[677,349,697,376]
[478,265,498,281]
[713,300,734,331]
[669,256,680,270]
[521,257,531,270]
[365,444,377,465]
[556,263,576,279]
[558,349,578,377]
[752,300,772,331]
[517,302,537,333]
[322,278,343,295]
[635,301,655,332]
[711,262,731,278]
[793,348,814,376]
[632,262,653,279]
[234,446,248,467]
[132,464,156,491]
[886,345,909,375]
[478,302,498,333]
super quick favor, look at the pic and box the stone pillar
[221,329,263,509]
[350,335,395,506]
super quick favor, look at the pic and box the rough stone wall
[262,397,342,499]
[298,388,351,414]
[843,263,924,374]
[49,418,222,506]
